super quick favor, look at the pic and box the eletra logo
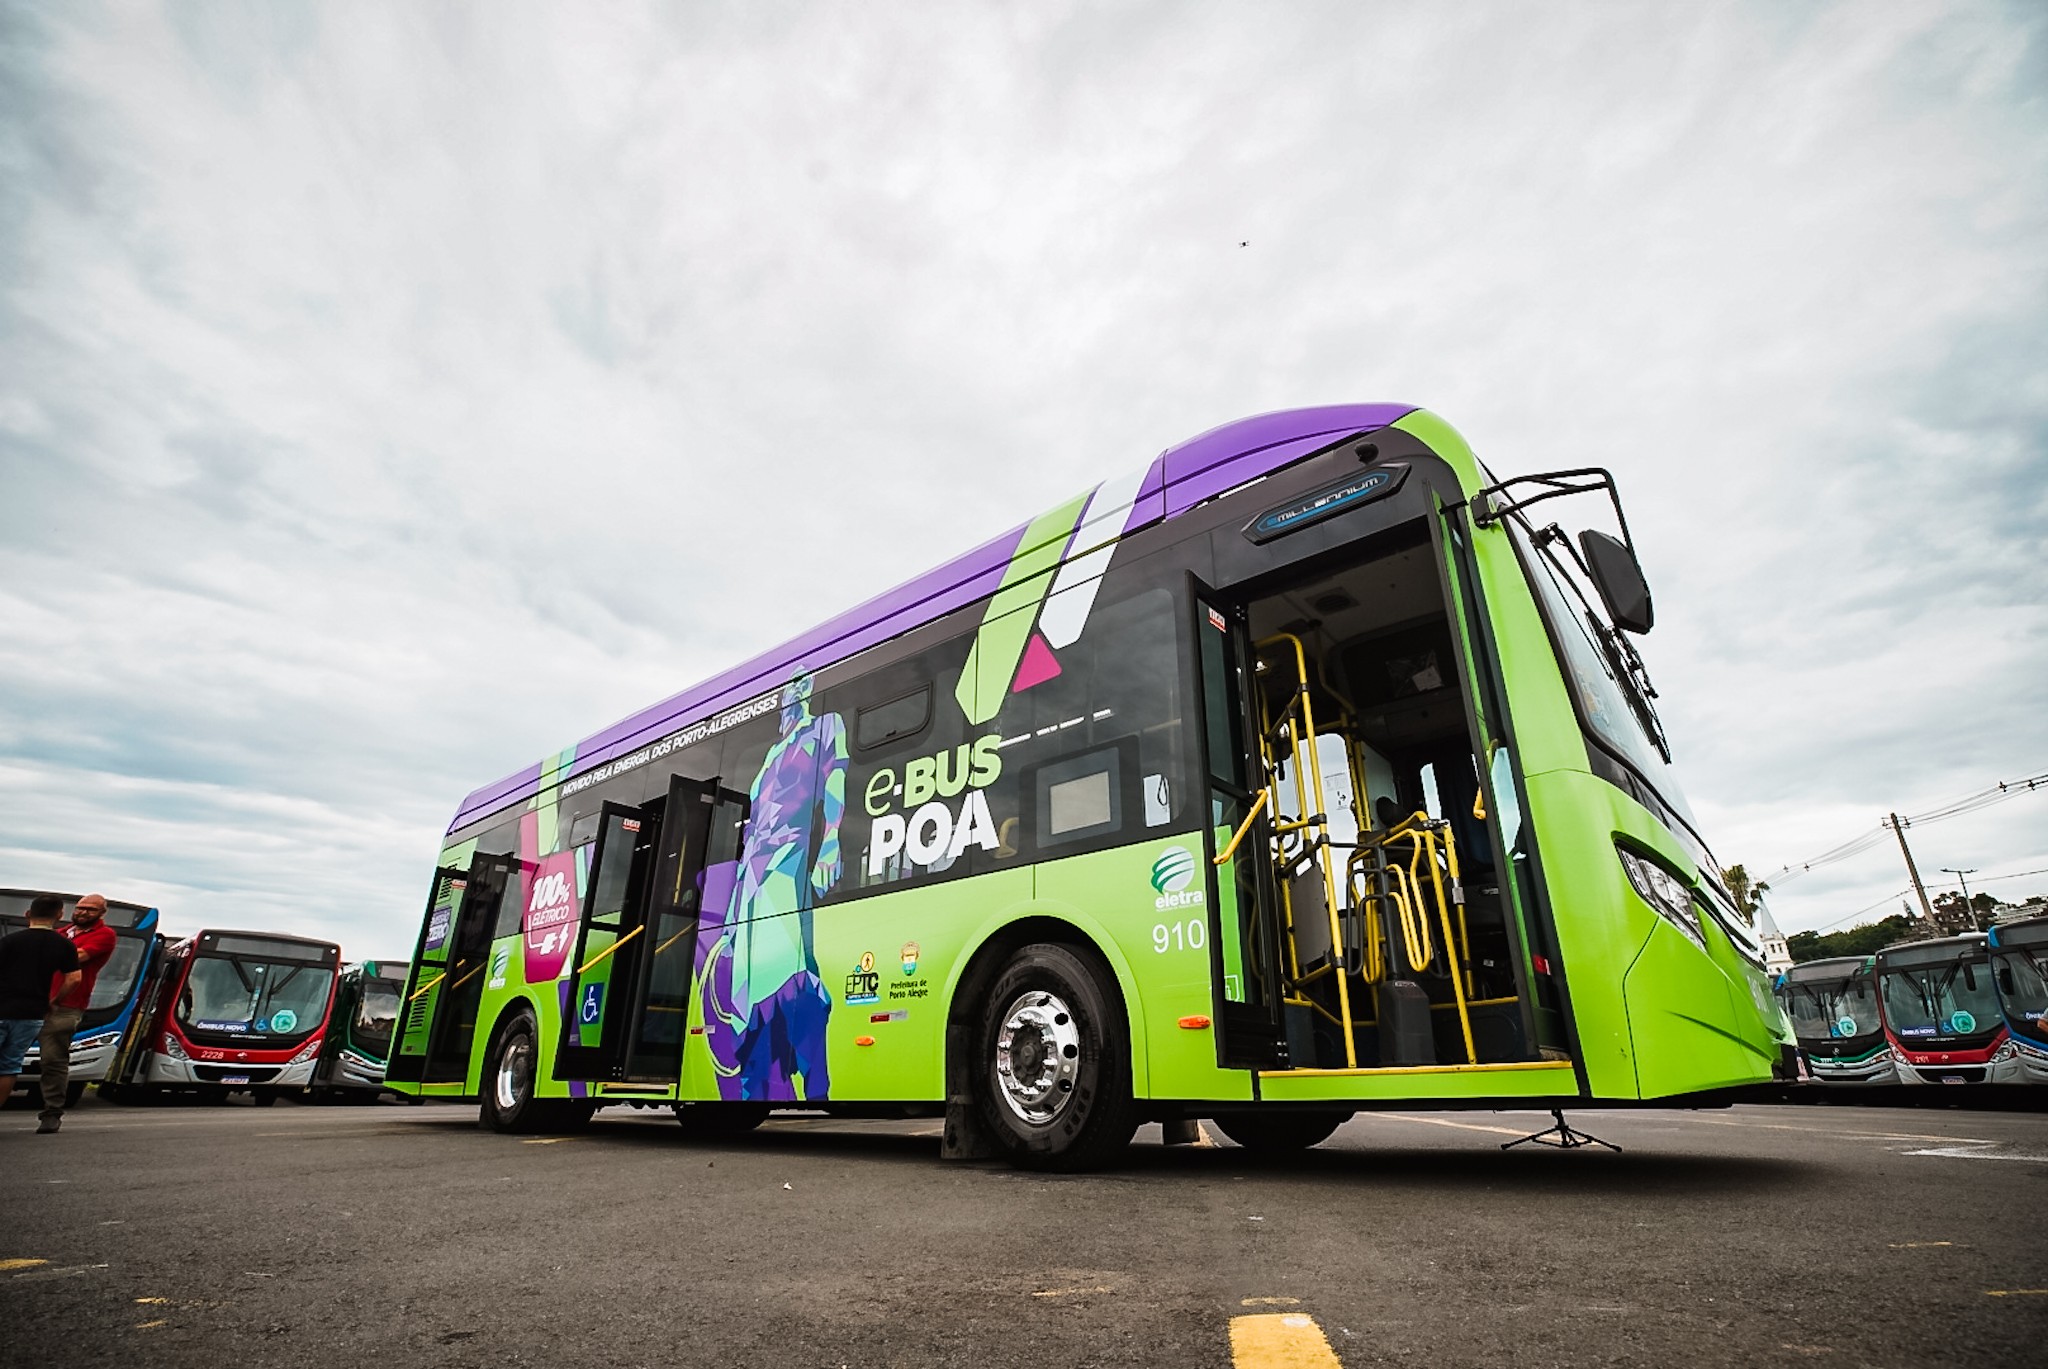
[1150,846,1201,910]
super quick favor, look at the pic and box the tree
[1722,864,1770,925]
[1785,914,1918,964]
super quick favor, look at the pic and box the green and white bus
[388,404,1793,1167]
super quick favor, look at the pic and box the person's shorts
[0,1018,41,1075]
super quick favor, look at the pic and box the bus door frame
[419,855,515,1085]
[555,777,747,1084]
[1188,577,1289,1071]
[1435,496,1580,1073]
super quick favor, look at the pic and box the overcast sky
[2,1,2043,955]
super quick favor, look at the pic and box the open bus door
[391,858,513,1086]
[1191,584,1289,1070]
[555,776,747,1084]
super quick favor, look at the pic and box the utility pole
[1888,813,1937,925]
[1941,867,1981,931]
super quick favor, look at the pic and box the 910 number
[1151,919,1207,954]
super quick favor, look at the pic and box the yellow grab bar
[1212,788,1272,866]
[408,969,447,1002]
[577,923,643,975]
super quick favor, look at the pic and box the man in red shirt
[37,892,118,1132]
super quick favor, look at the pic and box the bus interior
[1220,522,1546,1072]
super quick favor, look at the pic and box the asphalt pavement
[2,1094,2044,1368]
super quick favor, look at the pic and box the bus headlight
[1616,845,1704,950]
[161,1034,189,1061]
[287,1036,324,1066]
[1990,1040,2018,1064]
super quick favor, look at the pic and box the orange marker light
[855,1035,876,1047]
[1178,1015,1212,1030]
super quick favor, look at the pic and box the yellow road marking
[1374,1113,1529,1139]
[1986,1289,2048,1297]
[135,1296,169,1304]
[1241,1297,1301,1307]
[1888,1241,1956,1249]
[135,1320,167,1330]
[0,1259,47,1272]
[1230,1312,1341,1368]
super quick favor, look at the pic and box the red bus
[103,930,341,1105]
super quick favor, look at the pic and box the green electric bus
[389,404,1793,1167]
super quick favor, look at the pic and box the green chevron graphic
[954,492,1092,725]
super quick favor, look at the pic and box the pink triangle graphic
[1010,632,1063,694]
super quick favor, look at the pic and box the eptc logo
[1150,846,1201,910]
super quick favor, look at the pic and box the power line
[1788,863,2048,939]
[1767,768,2048,887]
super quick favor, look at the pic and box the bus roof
[1988,915,2048,949]
[450,402,1421,833]
[1876,934,1987,968]
[1782,956,1873,980]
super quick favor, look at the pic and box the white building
[1755,901,1793,976]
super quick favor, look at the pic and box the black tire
[479,1013,594,1134]
[1211,1110,1351,1152]
[250,1090,279,1107]
[672,1102,770,1138]
[974,942,1136,1172]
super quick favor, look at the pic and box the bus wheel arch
[479,1000,595,1135]
[946,919,1138,1171]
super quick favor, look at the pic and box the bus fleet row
[1,889,407,1106]
[1775,917,2048,1088]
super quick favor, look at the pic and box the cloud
[0,0,2043,953]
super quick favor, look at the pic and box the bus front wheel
[974,942,1136,1172]
[481,1013,593,1135]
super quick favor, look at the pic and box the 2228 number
[1152,919,1207,953]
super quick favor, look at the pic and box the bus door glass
[1439,503,1557,1057]
[554,801,659,1081]
[1192,585,1286,1068]
[624,776,749,1082]
[418,857,513,1084]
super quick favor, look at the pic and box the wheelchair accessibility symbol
[580,983,604,1025]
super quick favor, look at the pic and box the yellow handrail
[1212,788,1272,866]
[407,969,447,1002]
[576,923,643,975]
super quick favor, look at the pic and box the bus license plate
[1940,1075,1964,1084]
[221,1075,251,1084]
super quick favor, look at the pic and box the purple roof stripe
[449,403,1415,833]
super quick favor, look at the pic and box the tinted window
[856,687,931,751]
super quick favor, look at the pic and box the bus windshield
[1880,957,2000,1044]
[1992,944,2048,1039]
[1781,973,1878,1046]
[354,977,405,1054]
[1507,519,1699,832]
[89,934,150,1012]
[177,954,334,1043]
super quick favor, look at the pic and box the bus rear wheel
[481,1012,593,1134]
[974,943,1135,1172]
[1211,1110,1351,1152]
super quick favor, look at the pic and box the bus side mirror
[1963,963,1977,991]
[1998,966,2014,995]
[1579,530,1655,635]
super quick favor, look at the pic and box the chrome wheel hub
[994,990,1082,1126]
[495,1035,533,1113]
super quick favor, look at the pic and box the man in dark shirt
[0,895,81,1127]
[38,892,119,1130]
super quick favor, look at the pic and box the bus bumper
[19,1030,124,1085]
[146,1056,318,1089]
[1987,1040,2048,1085]
[1807,1054,1897,1086]
[330,1049,390,1091]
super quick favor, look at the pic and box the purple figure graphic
[705,673,847,1101]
